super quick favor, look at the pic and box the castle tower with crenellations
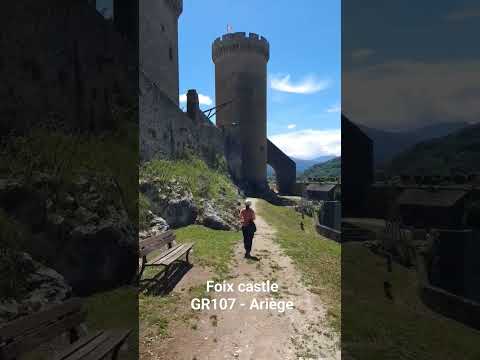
[212,32,270,191]
[140,0,182,105]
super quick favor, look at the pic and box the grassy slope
[343,243,480,360]
[256,199,341,332]
[139,156,239,230]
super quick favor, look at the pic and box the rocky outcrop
[139,212,169,239]
[0,173,137,296]
[196,199,239,231]
[0,252,71,323]
[139,177,240,232]
[162,196,198,227]
[139,177,198,228]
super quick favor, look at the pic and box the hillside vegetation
[0,124,138,221]
[139,154,240,230]
[300,157,341,179]
[388,123,480,175]
[360,122,468,167]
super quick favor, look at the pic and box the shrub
[0,210,31,300]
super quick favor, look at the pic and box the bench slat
[146,243,182,262]
[52,331,105,360]
[153,243,193,266]
[139,231,176,257]
[80,329,131,360]
[0,310,87,360]
[163,243,193,266]
[140,236,175,256]
[149,245,185,266]
[0,298,83,342]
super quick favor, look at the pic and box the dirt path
[155,198,340,360]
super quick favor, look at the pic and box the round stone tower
[140,0,182,105]
[212,32,270,191]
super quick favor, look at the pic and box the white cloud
[343,60,480,130]
[270,74,330,94]
[179,93,213,106]
[287,124,296,129]
[326,104,341,113]
[269,129,341,160]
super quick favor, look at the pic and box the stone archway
[267,139,296,194]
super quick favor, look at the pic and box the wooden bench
[0,298,131,360]
[138,230,193,287]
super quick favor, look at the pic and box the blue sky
[178,0,341,160]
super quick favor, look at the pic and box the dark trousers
[242,224,254,254]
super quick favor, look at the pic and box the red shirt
[240,208,255,226]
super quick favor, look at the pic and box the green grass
[342,242,480,360]
[140,155,238,204]
[255,199,341,332]
[175,225,240,277]
[139,291,179,338]
[139,284,210,342]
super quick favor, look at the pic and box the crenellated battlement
[164,0,183,17]
[212,32,270,62]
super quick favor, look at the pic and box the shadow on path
[140,261,193,296]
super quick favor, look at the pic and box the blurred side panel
[0,1,139,359]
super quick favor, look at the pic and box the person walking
[240,199,256,258]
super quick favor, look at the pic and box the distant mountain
[292,155,336,174]
[267,155,335,177]
[358,122,469,168]
[387,123,480,175]
[300,157,341,179]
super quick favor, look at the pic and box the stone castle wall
[140,0,182,105]
[140,72,228,167]
[0,0,136,135]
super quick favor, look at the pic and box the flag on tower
[227,24,233,33]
